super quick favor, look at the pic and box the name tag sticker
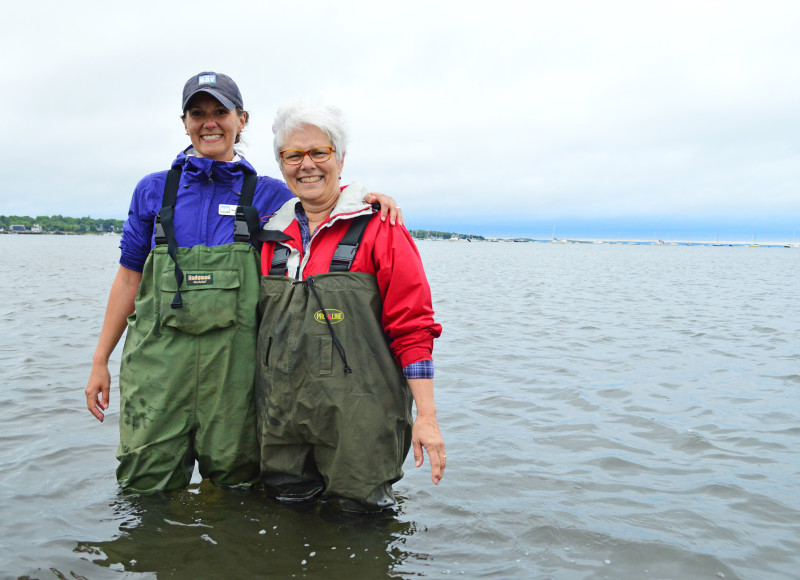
[219,204,237,216]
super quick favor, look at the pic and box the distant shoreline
[412,232,800,247]
[3,230,797,248]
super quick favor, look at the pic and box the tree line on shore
[2,215,481,240]
[0,215,124,233]
[408,230,485,240]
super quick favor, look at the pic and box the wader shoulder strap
[329,212,376,272]
[154,168,185,308]
[258,230,294,276]
[154,168,181,245]
[263,210,375,277]
[234,174,260,243]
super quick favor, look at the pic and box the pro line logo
[314,309,344,324]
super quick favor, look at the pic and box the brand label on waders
[314,309,344,324]
[186,273,214,286]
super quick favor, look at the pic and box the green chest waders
[255,214,413,511]
[117,169,263,492]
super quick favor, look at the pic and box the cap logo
[198,74,217,85]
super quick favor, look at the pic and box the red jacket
[260,183,442,367]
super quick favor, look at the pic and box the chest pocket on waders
[160,268,241,335]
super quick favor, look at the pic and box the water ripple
[2,237,799,579]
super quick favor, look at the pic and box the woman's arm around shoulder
[364,192,403,226]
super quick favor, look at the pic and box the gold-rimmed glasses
[279,147,335,165]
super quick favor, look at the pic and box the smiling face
[280,124,344,207]
[182,93,247,161]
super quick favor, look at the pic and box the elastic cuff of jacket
[396,344,434,369]
[119,257,145,273]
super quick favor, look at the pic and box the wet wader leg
[260,445,325,502]
[116,432,195,493]
[117,248,200,493]
[116,381,197,492]
[193,328,260,487]
[305,273,412,512]
[320,484,397,513]
[116,338,202,492]
[184,245,262,487]
[257,277,325,501]
[313,412,411,511]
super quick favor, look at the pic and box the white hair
[272,100,348,164]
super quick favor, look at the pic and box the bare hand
[85,362,111,422]
[364,192,404,226]
[412,414,446,484]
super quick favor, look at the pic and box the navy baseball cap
[182,72,243,111]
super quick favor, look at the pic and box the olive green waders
[116,170,262,492]
[256,258,413,510]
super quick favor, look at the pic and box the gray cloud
[2,0,799,238]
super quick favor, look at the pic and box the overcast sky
[3,0,799,238]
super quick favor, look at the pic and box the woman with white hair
[255,101,445,511]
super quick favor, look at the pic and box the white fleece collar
[263,181,371,232]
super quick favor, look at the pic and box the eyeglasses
[279,147,335,165]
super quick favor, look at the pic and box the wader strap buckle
[258,231,294,275]
[234,174,259,243]
[154,217,167,245]
[233,212,251,242]
[328,211,376,272]
[269,246,291,275]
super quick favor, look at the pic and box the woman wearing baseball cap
[84,71,401,493]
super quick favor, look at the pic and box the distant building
[10,225,26,232]
[31,224,43,233]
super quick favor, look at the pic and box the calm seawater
[1,235,799,579]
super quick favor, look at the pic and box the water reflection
[76,481,420,577]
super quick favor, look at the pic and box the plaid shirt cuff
[402,359,434,379]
